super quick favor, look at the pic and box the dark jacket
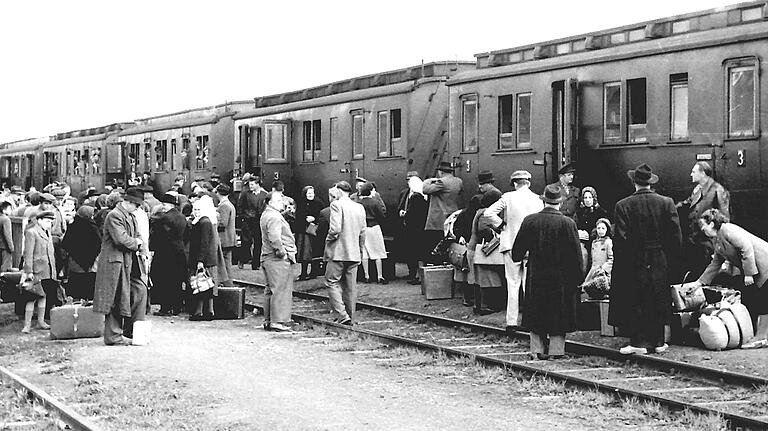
[608,189,682,328]
[359,196,386,228]
[549,182,580,219]
[0,214,13,252]
[574,205,609,234]
[295,198,324,234]
[512,207,583,334]
[238,189,267,220]
[150,207,188,266]
[189,216,218,268]
[682,177,730,242]
[62,214,101,272]
[23,224,57,281]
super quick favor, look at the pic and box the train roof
[248,61,474,110]
[133,100,253,123]
[0,136,50,154]
[468,1,767,72]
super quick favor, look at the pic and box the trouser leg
[240,223,253,265]
[222,248,234,284]
[342,262,359,319]
[325,261,350,320]
[504,253,524,326]
[123,277,147,339]
[529,332,546,354]
[548,334,566,356]
[264,257,293,323]
[251,221,262,270]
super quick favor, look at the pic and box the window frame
[329,117,339,161]
[669,73,689,141]
[516,92,532,149]
[602,82,623,144]
[724,57,760,139]
[351,110,364,160]
[498,94,514,150]
[377,110,391,157]
[461,94,479,153]
[264,122,289,163]
[302,119,322,162]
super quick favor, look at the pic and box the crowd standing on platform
[1,155,767,357]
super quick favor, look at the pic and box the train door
[456,93,479,195]
[549,80,579,185]
[346,110,365,184]
[240,124,263,178]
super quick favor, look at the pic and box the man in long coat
[93,188,147,345]
[511,184,583,360]
[609,164,682,355]
[423,161,463,262]
[149,193,189,315]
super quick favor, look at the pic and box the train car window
[628,29,645,41]
[182,138,190,170]
[0,158,8,178]
[352,113,364,159]
[302,121,322,162]
[377,111,390,157]
[303,121,312,161]
[741,7,763,22]
[129,143,141,173]
[155,140,168,171]
[670,74,689,140]
[73,150,81,176]
[313,119,322,160]
[329,117,339,161]
[603,82,622,143]
[83,149,90,175]
[627,78,647,143]
[461,95,478,153]
[672,20,690,34]
[498,95,514,150]
[516,93,532,148]
[107,144,122,174]
[265,123,288,162]
[196,135,209,169]
[144,143,152,172]
[727,61,758,138]
[91,148,101,175]
[610,33,626,44]
[170,139,177,170]
[391,109,401,140]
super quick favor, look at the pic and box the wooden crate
[420,264,453,300]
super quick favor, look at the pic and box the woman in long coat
[188,196,222,321]
[402,176,428,284]
[512,185,583,359]
[294,185,324,280]
[61,205,101,300]
[149,194,189,315]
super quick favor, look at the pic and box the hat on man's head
[51,188,66,198]
[335,181,353,193]
[193,176,205,183]
[10,185,24,195]
[437,161,454,173]
[558,162,576,175]
[42,184,54,193]
[406,171,419,179]
[540,184,565,204]
[210,173,220,180]
[477,170,495,185]
[140,184,154,193]
[216,184,231,196]
[86,189,100,198]
[355,176,368,184]
[627,163,659,185]
[124,187,144,205]
[35,210,56,220]
[159,193,177,205]
[510,170,532,181]
[39,193,56,203]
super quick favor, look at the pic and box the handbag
[480,232,501,256]
[670,272,706,312]
[431,237,452,257]
[447,242,469,272]
[190,268,215,295]
[582,269,611,299]
[473,243,504,265]
[19,275,45,298]
[305,223,318,237]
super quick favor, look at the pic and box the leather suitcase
[50,303,105,340]
[0,271,22,303]
[421,265,453,300]
[214,287,245,319]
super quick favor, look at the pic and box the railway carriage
[0,137,48,190]
[446,1,768,238]
[233,62,474,234]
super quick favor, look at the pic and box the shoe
[335,317,352,326]
[619,345,648,355]
[550,354,566,360]
[237,263,244,270]
[21,325,31,334]
[105,337,132,346]
[651,343,669,354]
[203,314,214,321]
[269,322,292,332]
[36,321,50,330]
[473,308,495,316]
[741,338,768,349]
[536,353,550,360]
[377,278,388,285]
[506,325,519,336]
[407,278,421,285]
[263,321,270,330]
[189,314,204,321]
[363,277,371,283]
[155,309,172,316]
[462,300,474,307]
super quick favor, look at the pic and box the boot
[473,286,493,315]
[461,282,474,307]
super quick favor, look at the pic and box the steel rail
[241,299,767,431]
[0,365,101,431]
[234,279,768,389]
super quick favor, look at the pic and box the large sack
[728,303,754,347]
[715,308,741,349]
[699,314,728,351]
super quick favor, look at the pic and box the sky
[0,0,737,143]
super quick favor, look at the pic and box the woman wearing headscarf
[402,175,428,284]
[61,205,101,300]
[188,195,222,321]
[294,185,325,281]
[574,186,608,272]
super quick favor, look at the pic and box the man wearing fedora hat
[548,162,580,219]
[477,170,501,205]
[512,184,583,360]
[423,161,463,261]
[484,170,544,333]
[610,163,682,355]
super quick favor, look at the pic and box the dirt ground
[233,263,768,379]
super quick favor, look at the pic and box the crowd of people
[2,158,766,355]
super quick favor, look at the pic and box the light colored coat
[483,186,543,253]
[22,224,56,280]
[260,206,297,263]
[217,197,237,248]
[422,174,463,231]
[93,205,143,317]
[698,223,768,287]
[324,196,366,262]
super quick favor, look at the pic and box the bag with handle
[447,242,469,272]
[480,232,501,257]
[670,272,706,311]
[305,222,318,237]
[190,268,215,295]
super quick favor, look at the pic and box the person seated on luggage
[61,206,101,301]
[692,208,768,348]
[21,210,58,333]
[580,217,613,299]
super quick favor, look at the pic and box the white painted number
[737,150,745,167]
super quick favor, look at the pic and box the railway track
[0,365,100,431]
[235,279,768,430]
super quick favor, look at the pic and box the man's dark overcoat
[608,189,682,329]
[511,207,583,334]
[93,205,143,317]
[149,207,189,305]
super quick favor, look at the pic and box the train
[2,0,767,240]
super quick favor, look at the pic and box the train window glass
[741,7,762,22]
[498,95,514,150]
[572,40,586,52]
[377,111,390,157]
[303,121,313,161]
[265,123,288,162]
[83,149,90,175]
[155,140,167,171]
[329,117,339,161]
[727,64,757,138]
[627,78,647,143]
[461,95,478,152]
[672,20,690,34]
[196,135,209,169]
[556,43,570,55]
[391,109,401,140]
[170,139,177,170]
[522,49,534,61]
[628,29,645,41]
[182,138,190,170]
[129,143,140,173]
[516,93,532,148]
[91,148,101,175]
[313,119,322,157]
[610,33,626,44]
[508,52,522,62]
[670,74,689,140]
[352,113,364,159]
[73,150,81,176]
[603,82,622,143]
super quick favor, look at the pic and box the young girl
[21,211,57,333]
[581,217,613,299]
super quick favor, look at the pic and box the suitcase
[0,271,22,303]
[213,287,245,319]
[50,303,105,340]
[420,264,453,300]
